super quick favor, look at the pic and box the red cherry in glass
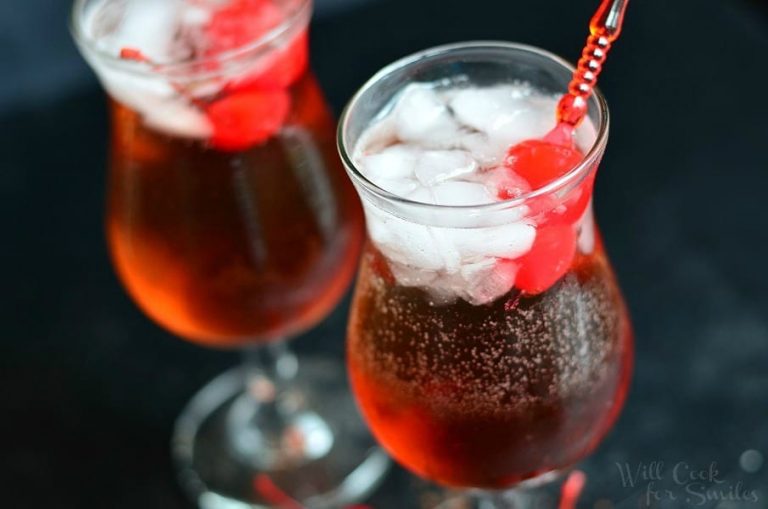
[536,174,595,228]
[227,31,309,92]
[206,90,290,151]
[204,0,308,92]
[515,225,578,295]
[203,0,284,56]
[504,123,584,191]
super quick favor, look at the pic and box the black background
[3,0,768,507]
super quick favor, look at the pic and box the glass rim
[69,0,312,80]
[337,41,611,213]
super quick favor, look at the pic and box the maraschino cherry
[509,0,630,294]
[120,0,308,151]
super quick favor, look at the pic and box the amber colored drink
[348,239,632,488]
[74,1,384,505]
[107,73,363,347]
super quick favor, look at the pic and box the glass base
[173,358,390,508]
[432,472,564,509]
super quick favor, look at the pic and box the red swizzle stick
[503,0,630,189]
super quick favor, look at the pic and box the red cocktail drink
[339,42,633,494]
[72,0,384,505]
[108,72,362,347]
[78,0,365,347]
[349,240,632,488]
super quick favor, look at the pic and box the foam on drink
[352,82,598,305]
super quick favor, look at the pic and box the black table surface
[3,0,768,507]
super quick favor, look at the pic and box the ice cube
[460,258,518,305]
[450,222,536,262]
[366,185,461,272]
[375,178,421,197]
[459,131,507,167]
[482,165,532,199]
[143,98,213,139]
[84,0,218,139]
[363,204,445,271]
[363,195,534,304]
[414,150,477,186]
[451,87,511,132]
[359,145,419,181]
[389,262,439,287]
[92,0,182,62]
[428,227,462,274]
[394,85,460,147]
[423,271,467,305]
[429,181,494,206]
[355,115,398,153]
[451,86,556,148]
[405,184,435,204]
[180,3,211,27]
[93,64,212,138]
[427,216,535,274]
[102,74,211,138]
[96,68,176,110]
[405,180,493,207]
[369,179,532,274]
[494,94,557,143]
[422,257,517,305]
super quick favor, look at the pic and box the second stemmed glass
[71,0,388,506]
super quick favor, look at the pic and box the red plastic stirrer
[506,0,630,295]
[504,0,630,189]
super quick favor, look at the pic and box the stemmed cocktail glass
[338,42,634,508]
[71,0,388,506]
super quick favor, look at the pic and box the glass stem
[243,340,299,404]
[227,340,303,469]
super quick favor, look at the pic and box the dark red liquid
[348,236,632,488]
[107,73,363,347]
